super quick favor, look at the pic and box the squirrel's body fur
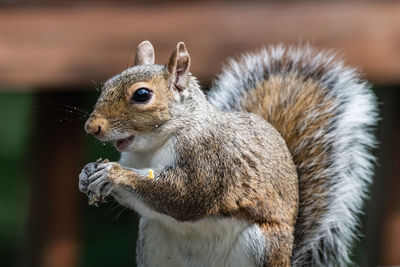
[79,42,377,266]
[209,45,378,266]
[115,106,298,266]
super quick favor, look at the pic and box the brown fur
[107,110,298,266]
[242,73,336,259]
[80,42,378,266]
[83,42,301,266]
[87,70,174,135]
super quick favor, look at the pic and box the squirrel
[79,41,378,266]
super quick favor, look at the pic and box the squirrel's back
[208,45,378,266]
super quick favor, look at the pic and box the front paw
[79,159,123,206]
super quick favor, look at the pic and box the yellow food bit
[147,169,155,180]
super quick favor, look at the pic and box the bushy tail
[208,45,378,266]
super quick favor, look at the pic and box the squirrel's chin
[114,135,135,152]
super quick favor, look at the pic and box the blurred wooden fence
[0,1,400,88]
[0,1,399,266]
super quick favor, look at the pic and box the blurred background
[0,0,399,266]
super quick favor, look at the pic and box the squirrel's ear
[167,42,191,91]
[134,41,155,65]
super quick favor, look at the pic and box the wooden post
[23,91,85,267]
[376,87,400,265]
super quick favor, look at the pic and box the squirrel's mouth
[114,135,135,152]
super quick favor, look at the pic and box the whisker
[45,102,90,116]
[104,199,129,222]
[91,79,102,93]
[32,105,86,118]
[114,207,128,221]
[49,102,90,115]
[32,103,89,122]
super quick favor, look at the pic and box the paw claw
[80,161,120,207]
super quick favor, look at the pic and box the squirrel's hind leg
[259,222,294,267]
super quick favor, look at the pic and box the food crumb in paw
[147,169,155,180]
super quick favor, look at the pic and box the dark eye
[131,88,152,103]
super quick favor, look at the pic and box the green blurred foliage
[0,92,33,264]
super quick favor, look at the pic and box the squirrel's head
[85,41,194,152]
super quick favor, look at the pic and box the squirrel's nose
[85,117,109,137]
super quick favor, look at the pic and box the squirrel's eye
[131,88,152,103]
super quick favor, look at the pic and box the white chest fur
[112,136,266,267]
[119,134,177,169]
[137,217,266,267]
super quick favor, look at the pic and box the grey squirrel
[79,41,378,266]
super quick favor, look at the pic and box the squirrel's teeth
[115,135,134,151]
